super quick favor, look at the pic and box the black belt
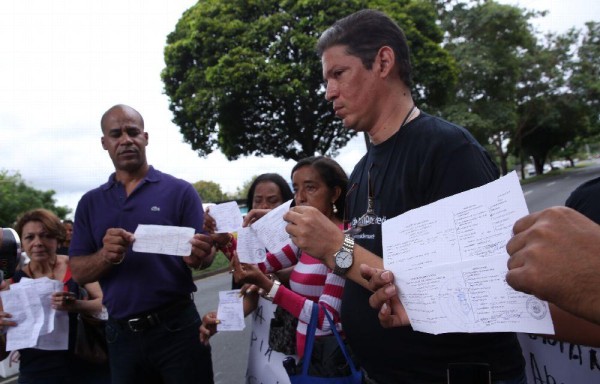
[113,298,192,332]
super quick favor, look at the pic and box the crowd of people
[0,8,599,384]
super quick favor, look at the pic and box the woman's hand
[211,233,233,249]
[239,283,263,296]
[242,209,272,227]
[203,211,217,234]
[199,311,219,345]
[231,253,272,291]
[0,311,17,333]
[51,291,77,311]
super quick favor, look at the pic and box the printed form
[382,172,555,335]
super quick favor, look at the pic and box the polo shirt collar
[101,165,160,191]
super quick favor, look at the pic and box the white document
[251,199,294,253]
[209,201,244,233]
[0,277,69,351]
[216,290,245,332]
[132,224,195,256]
[382,171,554,335]
[236,227,267,264]
[18,277,59,336]
[36,310,69,351]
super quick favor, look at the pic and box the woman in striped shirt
[232,156,348,360]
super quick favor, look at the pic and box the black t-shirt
[565,176,600,224]
[342,113,524,383]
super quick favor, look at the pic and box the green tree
[436,0,537,175]
[569,22,600,136]
[162,0,456,161]
[230,175,258,201]
[518,94,590,174]
[193,180,227,203]
[514,28,592,175]
[0,170,71,227]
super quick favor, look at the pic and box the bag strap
[299,302,359,375]
[299,303,320,375]
[321,303,359,374]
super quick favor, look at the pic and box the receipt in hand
[216,290,245,332]
[132,224,195,256]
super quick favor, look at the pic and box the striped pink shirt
[259,227,345,358]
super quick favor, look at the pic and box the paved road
[522,159,600,212]
[193,273,252,384]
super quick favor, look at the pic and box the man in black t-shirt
[284,9,525,384]
[566,176,600,223]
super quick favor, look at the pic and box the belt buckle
[127,317,145,332]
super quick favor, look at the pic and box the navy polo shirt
[70,166,204,319]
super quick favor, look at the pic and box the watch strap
[263,280,281,302]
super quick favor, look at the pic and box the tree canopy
[193,180,228,203]
[162,0,456,161]
[163,0,599,176]
[0,170,71,228]
[436,0,537,174]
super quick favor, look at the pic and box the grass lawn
[192,251,230,279]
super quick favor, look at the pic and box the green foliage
[162,0,456,161]
[0,170,71,228]
[192,251,230,278]
[518,94,590,174]
[514,25,596,173]
[193,180,227,203]
[437,0,537,174]
[229,175,258,201]
[569,22,600,135]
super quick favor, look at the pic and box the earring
[332,202,338,214]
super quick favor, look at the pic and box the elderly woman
[0,209,108,384]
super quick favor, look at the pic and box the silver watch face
[335,250,353,269]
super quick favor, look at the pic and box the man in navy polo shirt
[69,104,215,383]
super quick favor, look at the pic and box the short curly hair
[14,209,66,243]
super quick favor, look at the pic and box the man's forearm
[70,253,112,285]
[330,242,383,291]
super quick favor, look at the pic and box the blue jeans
[106,302,213,384]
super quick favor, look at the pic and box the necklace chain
[27,258,57,280]
[401,105,417,128]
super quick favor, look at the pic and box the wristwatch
[263,276,281,302]
[333,235,355,276]
[263,280,281,301]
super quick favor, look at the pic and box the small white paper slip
[216,290,245,332]
[132,224,195,256]
[251,199,294,253]
[208,201,244,233]
[236,227,267,264]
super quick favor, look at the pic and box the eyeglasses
[344,164,377,235]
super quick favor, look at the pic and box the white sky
[1,0,598,216]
